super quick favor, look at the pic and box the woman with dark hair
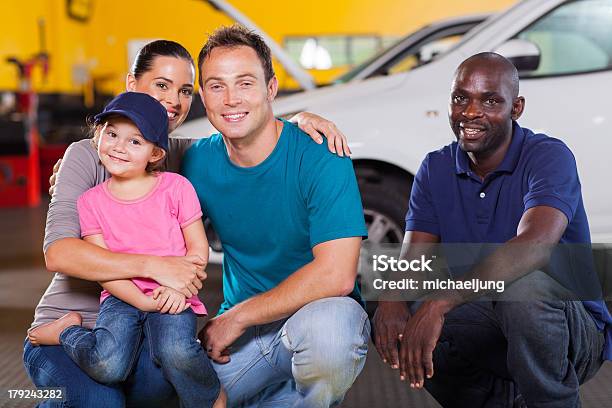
[24,39,351,407]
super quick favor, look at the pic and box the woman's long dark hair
[131,40,194,78]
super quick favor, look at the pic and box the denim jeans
[59,296,220,408]
[420,272,605,408]
[23,336,176,407]
[213,297,370,408]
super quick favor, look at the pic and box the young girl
[28,91,225,408]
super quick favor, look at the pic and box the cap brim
[94,109,144,129]
[93,108,168,151]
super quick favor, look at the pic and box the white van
[180,0,612,244]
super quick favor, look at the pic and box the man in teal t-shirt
[182,25,370,407]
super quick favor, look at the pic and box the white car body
[180,0,612,243]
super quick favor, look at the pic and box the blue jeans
[23,336,176,407]
[213,297,370,408]
[59,296,220,408]
[421,272,605,408]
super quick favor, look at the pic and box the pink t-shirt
[77,171,206,315]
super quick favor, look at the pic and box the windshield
[334,35,415,83]
[334,17,489,84]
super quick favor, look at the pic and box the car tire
[357,170,412,244]
[356,171,412,319]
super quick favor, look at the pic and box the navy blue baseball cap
[94,92,169,151]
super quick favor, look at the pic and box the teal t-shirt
[182,120,367,314]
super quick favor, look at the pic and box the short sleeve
[405,154,439,235]
[44,140,107,252]
[300,148,367,248]
[523,141,580,222]
[173,175,203,228]
[76,192,102,237]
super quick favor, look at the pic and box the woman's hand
[153,286,189,314]
[147,255,206,297]
[290,112,351,156]
[48,158,62,196]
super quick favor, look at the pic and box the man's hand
[153,286,189,314]
[148,255,206,297]
[399,300,448,388]
[289,112,351,156]
[373,301,411,369]
[199,309,247,364]
[48,158,62,196]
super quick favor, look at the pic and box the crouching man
[183,25,370,407]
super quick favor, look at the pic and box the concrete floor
[1,202,611,407]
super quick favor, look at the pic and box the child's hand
[152,286,189,314]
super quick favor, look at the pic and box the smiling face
[97,116,165,179]
[199,45,278,143]
[127,55,195,133]
[449,59,524,160]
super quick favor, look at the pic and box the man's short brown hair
[198,24,275,87]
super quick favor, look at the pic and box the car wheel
[358,175,412,244]
[357,174,412,318]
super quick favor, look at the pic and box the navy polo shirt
[406,121,612,360]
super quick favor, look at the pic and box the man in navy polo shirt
[373,53,611,407]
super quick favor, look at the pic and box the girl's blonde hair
[88,115,166,173]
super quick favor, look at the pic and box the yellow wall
[1,0,515,94]
[1,1,92,93]
[235,0,513,36]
